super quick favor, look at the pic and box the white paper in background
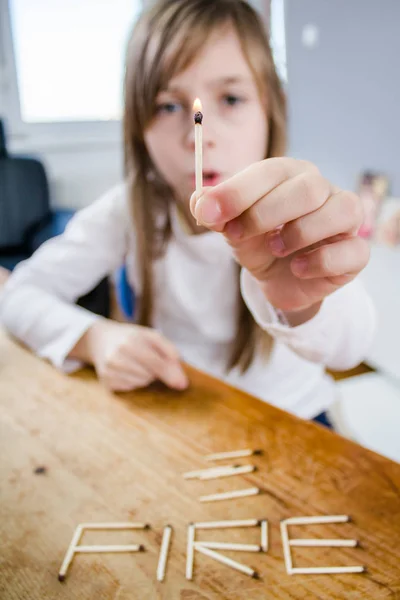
[336,372,400,463]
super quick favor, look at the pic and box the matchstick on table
[199,465,256,480]
[195,542,261,552]
[195,544,259,579]
[183,465,240,479]
[199,487,260,503]
[193,518,260,529]
[204,449,262,461]
[186,523,196,580]
[261,520,269,552]
[157,525,173,582]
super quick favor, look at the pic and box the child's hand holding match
[190,157,369,325]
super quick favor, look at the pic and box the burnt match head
[193,97,203,124]
[58,574,66,583]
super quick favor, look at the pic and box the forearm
[282,301,323,327]
[241,270,376,369]
[0,281,99,371]
[68,319,106,364]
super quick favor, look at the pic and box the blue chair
[115,265,135,319]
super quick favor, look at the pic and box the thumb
[189,186,215,219]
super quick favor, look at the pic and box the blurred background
[1,0,399,461]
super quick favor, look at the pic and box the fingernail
[268,232,285,255]
[189,191,199,216]
[172,365,189,389]
[224,220,244,240]
[197,199,222,225]
[292,257,308,274]
[176,376,189,390]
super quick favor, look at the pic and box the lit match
[193,97,203,205]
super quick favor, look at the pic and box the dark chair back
[0,119,51,254]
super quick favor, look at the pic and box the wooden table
[1,331,399,600]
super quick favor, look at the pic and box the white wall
[285,0,400,196]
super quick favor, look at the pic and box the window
[270,0,287,83]
[6,0,142,125]
[0,0,285,147]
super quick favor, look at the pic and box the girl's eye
[222,94,244,107]
[156,102,182,114]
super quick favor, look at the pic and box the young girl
[0,0,375,421]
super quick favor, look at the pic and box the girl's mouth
[191,171,222,187]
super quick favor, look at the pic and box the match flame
[193,97,202,112]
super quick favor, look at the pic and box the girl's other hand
[70,320,189,392]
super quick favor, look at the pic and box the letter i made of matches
[193,97,203,224]
[156,525,173,582]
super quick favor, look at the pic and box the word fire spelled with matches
[58,516,365,583]
[59,448,365,583]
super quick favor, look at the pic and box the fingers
[141,331,189,389]
[121,340,188,390]
[189,185,214,216]
[291,236,370,280]
[223,170,333,242]
[103,351,188,392]
[102,368,153,392]
[191,158,317,228]
[146,329,181,362]
[265,190,364,257]
[99,352,154,391]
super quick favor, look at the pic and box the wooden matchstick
[157,525,173,582]
[290,566,365,575]
[205,449,262,461]
[193,99,203,201]
[186,524,195,580]
[199,487,260,503]
[195,544,259,578]
[58,525,84,582]
[261,520,269,552]
[75,544,144,553]
[79,522,150,530]
[289,539,358,547]
[283,515,350,526]
[280,520,292,575]
[199,465,256,480]
[183,465,239,480]
[193,519,260,529]
[195,542,261,552]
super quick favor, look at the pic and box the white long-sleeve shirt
[0,183,376,418]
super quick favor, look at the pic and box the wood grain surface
[1,330,399,600]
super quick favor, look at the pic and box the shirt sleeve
[240,268,377,371]
[0,183,130,372]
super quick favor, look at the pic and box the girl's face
[144,25,269,206]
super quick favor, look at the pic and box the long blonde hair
[123,0,286,372]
